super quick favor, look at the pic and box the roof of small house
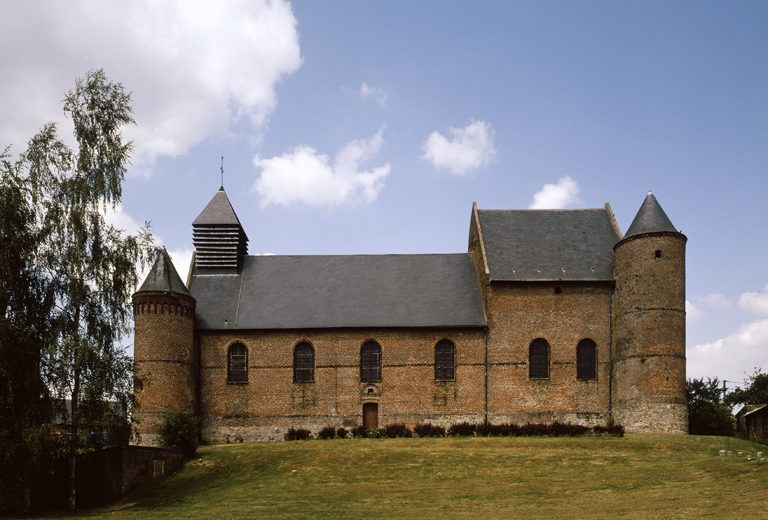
[476,207,622,282]
[189,253,486,330]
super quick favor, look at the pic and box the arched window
[294,342,315,382]
[434,339,455,380]
[529,339,549,379]
[228,343,248,383]
[360,341,381,382]
[577,339,597,380]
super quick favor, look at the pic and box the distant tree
[2,69,158,510]
[726,368,768,408]
[686,377,734,436]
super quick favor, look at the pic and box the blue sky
[1,1,766,387]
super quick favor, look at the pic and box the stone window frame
[576,338,597,380]
[227,342,248,384]
[528,338,549,379]
[434,339,456,381]
[293,341,315,383]
[360,340,382,382]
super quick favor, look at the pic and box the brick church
[132,189,687,444]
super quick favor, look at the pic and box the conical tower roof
[624,191,678,239]
[136,248,192,297]
[192,187,246,228]
[192,188,249,270]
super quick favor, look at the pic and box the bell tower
[612,191,687,433]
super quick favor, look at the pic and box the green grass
[28,435,768,519]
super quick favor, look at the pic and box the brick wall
[612,232,687,434]
[198,328,487,442]
[133,292,197,445]
[485,282,613,425]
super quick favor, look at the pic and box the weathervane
[221,156,224,188]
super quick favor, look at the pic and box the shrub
[351,425,367,438]
[592,424,625,437]
[414,423,445,437]
[382,423,413,438]
[366,427,383,438]
[318,426,336,440]
[448,422,476,437]
[285,427,311,441]
[158,411,201,458]
[336,427,349,439]
[549,421,589,437]
[475,422,493,437]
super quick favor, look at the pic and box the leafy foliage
[335,427,349,439]
[0,149,62,504]
[351,425,367,438]
[413,423,446,437]
[318,426,336,440]
[285,428,312,441]
[726,368,768,407]
[158,411,201,458]
[0,70,157,509]
[382,423,413,438]
[687,377,734,436]
[447,422,476,437]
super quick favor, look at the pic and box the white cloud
[422,120,496,176]
[252,129,391,207]
[686,300,703,323]
[529,176,581,209]
[0,0,302,173]
[701,293,733,310]
[688,318,768,381]
[358,83,387,106]
[168,248,195,285]
[738,283,768,316]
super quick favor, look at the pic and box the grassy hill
[30,434,767,519]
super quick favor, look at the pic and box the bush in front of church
[158,411,202,458]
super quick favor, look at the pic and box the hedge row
[285,421,624,440]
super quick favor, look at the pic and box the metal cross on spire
[220,156,224,189]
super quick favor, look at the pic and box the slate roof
[192,188,249,269]
[624,191,678,238]
[189,253,486,330]
[192,187,247,229]
[136,249,192,297]
[477,208,621,282]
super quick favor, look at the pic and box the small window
[228,343,248,383]
[294,342,314,382]
[361,341,381,382]
[655,250,662,258]
[435,339,455,380]
[576,339,597,380]
[529,339,549,379]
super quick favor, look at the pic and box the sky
[1,0,767,390]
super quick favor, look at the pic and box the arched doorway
[363,402,378,429]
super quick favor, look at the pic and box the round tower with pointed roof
[133,249,197,445]
[612,191,687,433]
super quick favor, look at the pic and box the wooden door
[363,403,378,429]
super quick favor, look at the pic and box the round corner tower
[612,191,687,434]
[132,249,197,446]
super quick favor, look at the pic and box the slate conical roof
[624,191,678,239]
[136,248,192,297]
[192,187,249,269]
[192,187,246,227]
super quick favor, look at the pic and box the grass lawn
[25,434,767,520]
